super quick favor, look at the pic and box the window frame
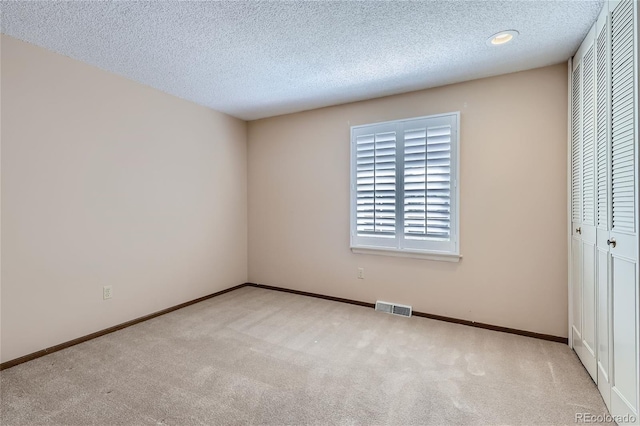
[349,112,461,262]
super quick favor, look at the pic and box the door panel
[581,226,598,380]
[596,240,611,407]
[611,255,638,419]
[572,235,583,344]
[573,21,599,382]
[594,2,612,408]
[608,0,638,422]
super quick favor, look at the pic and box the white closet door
[572,23,599,382]
[571,42,584,367]
[595,2,613,409]
[609,0,639,423]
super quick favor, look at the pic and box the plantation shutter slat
[582,45,596,226]
[572,63,582,223]
[610,0,635,233]
[596,16,609,229]
[355,130,397,236]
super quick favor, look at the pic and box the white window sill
[351,247,462,262]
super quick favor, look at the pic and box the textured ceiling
[1,1,603,120]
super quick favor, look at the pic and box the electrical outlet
[103,285,113,300]
[357,268,365,279]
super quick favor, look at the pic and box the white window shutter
[403,122,452,240]
[354,124,397,241]
[351,113,459,257]
[610,0,635,233]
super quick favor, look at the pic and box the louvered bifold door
[608,0,639,422]
[574,25,599,383]
[570,32,585,360]
[594,2,613,410]
[571,54,584,357]
[352,123,398,248]
[401,115,457,253]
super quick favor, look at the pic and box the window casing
[350,112,460,260]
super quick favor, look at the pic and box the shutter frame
[350,112,460,256]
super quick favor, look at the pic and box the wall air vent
[375,301,412,318]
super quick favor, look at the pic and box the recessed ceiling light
[487,30,519,46]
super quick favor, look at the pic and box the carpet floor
[1,286,609,425]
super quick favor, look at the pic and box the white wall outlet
[357,268,365,279]
[103,285,113,300]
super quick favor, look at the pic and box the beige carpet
[1,286,609,425]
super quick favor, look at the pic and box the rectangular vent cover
[375,301,412,317]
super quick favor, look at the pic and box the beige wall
[1,35,248,363]
[0,33,569,365]
[248,64,569,338]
